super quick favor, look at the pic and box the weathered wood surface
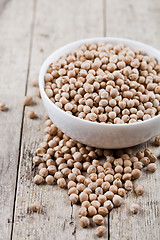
[107,1,160,239]
[0,0,34,239]
[0,0,160,239]
[12,0,106,240]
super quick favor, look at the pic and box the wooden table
[0,0,160,239]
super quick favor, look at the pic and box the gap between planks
[10,0,37,239]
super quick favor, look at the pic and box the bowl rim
[39,37,160,129]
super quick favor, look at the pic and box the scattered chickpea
[57,178,66,188]
[24,96,33,106]
[124,180,133,191]
[95,226,106,237]
[104,200,114,210]
[130,203,140,214]
[131,169,141,179]
[155,136,160,146]
[93,214,104,225]
[98,206,108,216]
[39,168,48,177]
[27,110,36,119]
[147,163,157,173]
[29,202,42,212]
[80,216,90,228]
[33,175,44,184]
[135,185,144,196]
[88,206,97,217]
[0,102,6,111]
[69,193,78,204]
[118,188,126,197]
[46,175,54,185]
[31,79,38,87]
[33,156,42,165]
[78,207,87,217]
[112,195,123,207]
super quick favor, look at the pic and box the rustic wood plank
[106,0,160,49]
[12,1,106,239]
[106,1,160,239]
[0,0,34,239]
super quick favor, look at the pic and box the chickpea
[130,203,140,214]
[98,207,108,216]
[147,163,157,172]
[57,178,66,188]
[131,169,141,179]
[124,180,133,191]
[88,206,97,216]
[135,185,144,196]
[24,96,33,106]
[46,175,54,184]
[0,102,6,111]
[39,168,48,178]
[79,192,88,203]
[27,110,36,119]
[93,214,104,225]
[78,207,87,217]
[113,195,123,207]
[29,202,42,212]
[104,200,114,210]
[95,226,106,237]
[80,216,90,228]
[155,136,160,146]
[34,175,44,184]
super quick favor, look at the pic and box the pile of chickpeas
[44,42,160,124]
[33,116,157,237]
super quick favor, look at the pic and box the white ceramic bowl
[39,37,160,149]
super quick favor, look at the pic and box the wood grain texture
[12,0,106,239]
[106,1,160,239]
[107,0,160,49]
[0,0,34,239]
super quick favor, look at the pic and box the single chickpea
[82,201,91,209]
[0,102,6,111]
[33,175,44,184]
[80,216,90,228]
[130,203,140,214]
[39,168,48,178]
[135,185,144,196]
[27,110,36,119]
[29,202,42,212]
[147,163,157,172]
[98,206,108,216]
[57,178,66,188]
[122,173,132,181]
[79,192,88,203]
[69,193,79,204]
[24,96,33,106]
[131,169,141,179]
[124,180,133,191]
[98,195,107,204]
[78,207,87,217]
[46,175,54,185]
[109,185,118,194]
[93,214,104,225]
[140,157,150,166]
[88,206,97,216]
[104,200,114,210]
[118,188,126,197]
[95,226,106,237]
[155,136,160,146]
[91,200,100,209]
[113,195,123,207]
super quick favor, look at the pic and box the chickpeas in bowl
[39,38,160,148]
